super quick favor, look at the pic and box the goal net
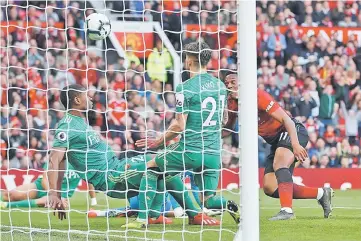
[0,1,258,240]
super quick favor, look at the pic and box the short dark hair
[221,69,237,82]
[184,41,211,67]
[60,84,86,109]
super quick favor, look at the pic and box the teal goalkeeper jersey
[175,73,227,153]
[52,113,119,189]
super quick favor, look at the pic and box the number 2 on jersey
[202,95,225,127]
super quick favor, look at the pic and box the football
[85,13,111,40]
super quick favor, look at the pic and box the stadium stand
[1,0,360,171]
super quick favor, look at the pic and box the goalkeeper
[1,162,97,209]
[47,84,173,225]
[128,42,240,228]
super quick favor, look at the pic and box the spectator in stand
[340,101,361,145]
[338,11,357,27]
[267,26,287,64]
[316,137,330,158]
[284,26,303,60]
[279,90,297,116]
[125,45,141,67]
[298,40,320,67]
[319,155,330,168]
[324,125,338,148]
[265,76,281,101]
[275,65,290,90]
[328,147,340,168]
[350,146,361,168]
[308,80,320,117]
[317,84,336,136]
[146,40,172,83]
[267,3,279,26]
[301,15,318,27]
[312,2,326,24]
[295,91,317,121]
[331,1,345,24]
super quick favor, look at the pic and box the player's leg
[187,172,202,207]
[265,124,333,219]
[264,163,334,218]
[152,144,220,225]
[88,183,97,206]
[193,159,240,224]
[1,182,42,208]
[2,183,38,202]
[147,178,173,224]
[268,146,297,221]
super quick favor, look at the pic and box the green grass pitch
[1,190,360,241]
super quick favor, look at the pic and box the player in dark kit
[223,72,333,221]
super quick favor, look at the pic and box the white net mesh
[0,1,243,240]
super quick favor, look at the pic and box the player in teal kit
[46,84,172,224]
[0,162,97,208]
[130,42,240,228]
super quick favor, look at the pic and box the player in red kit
[223,72,333,221]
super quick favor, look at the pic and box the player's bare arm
[135,113,188,149]
[222,110,236,138]
[269,108,308,162]
[47,147,67,220]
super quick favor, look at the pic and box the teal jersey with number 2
[175,73,227,153]
[52,113,119,189]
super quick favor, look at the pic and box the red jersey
[258,89,284,142]
[226,89,286,143]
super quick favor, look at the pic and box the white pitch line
[0,225,176,241]
[261,206,361,210]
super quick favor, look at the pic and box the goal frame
[236,0,260,240]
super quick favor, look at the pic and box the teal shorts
[102,155,151,199]
[34,178,75,198]
[155,143,221,196]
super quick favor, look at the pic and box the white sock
[281,207,293,213]
[90,198,97,206]
[317,188,324,200]
[136,218,147,224]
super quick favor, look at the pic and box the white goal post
[236,1,260,240]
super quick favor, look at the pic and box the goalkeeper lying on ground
[47,84,219,226]
[1,162,97,208]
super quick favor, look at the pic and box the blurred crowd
[0,1,360,170]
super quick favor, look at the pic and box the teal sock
[204,195,227,210]
[7,199,38,208]
[165,175,200,218]
[149,179,165,219]
[138,170,158,220]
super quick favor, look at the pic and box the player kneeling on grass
[123,42,240,229]
[223,72,333,221]
[46,84,174,225]
[0,162,97,209]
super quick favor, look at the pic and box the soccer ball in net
[85,13,111,40]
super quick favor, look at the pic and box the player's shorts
[155,143,220,196]
[102,155,152,199]
[34,178,75,199]
[264,121,309,176]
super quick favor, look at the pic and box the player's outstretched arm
[47,147,67,220]
[136,113,188,149]
[269,108,308,162]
